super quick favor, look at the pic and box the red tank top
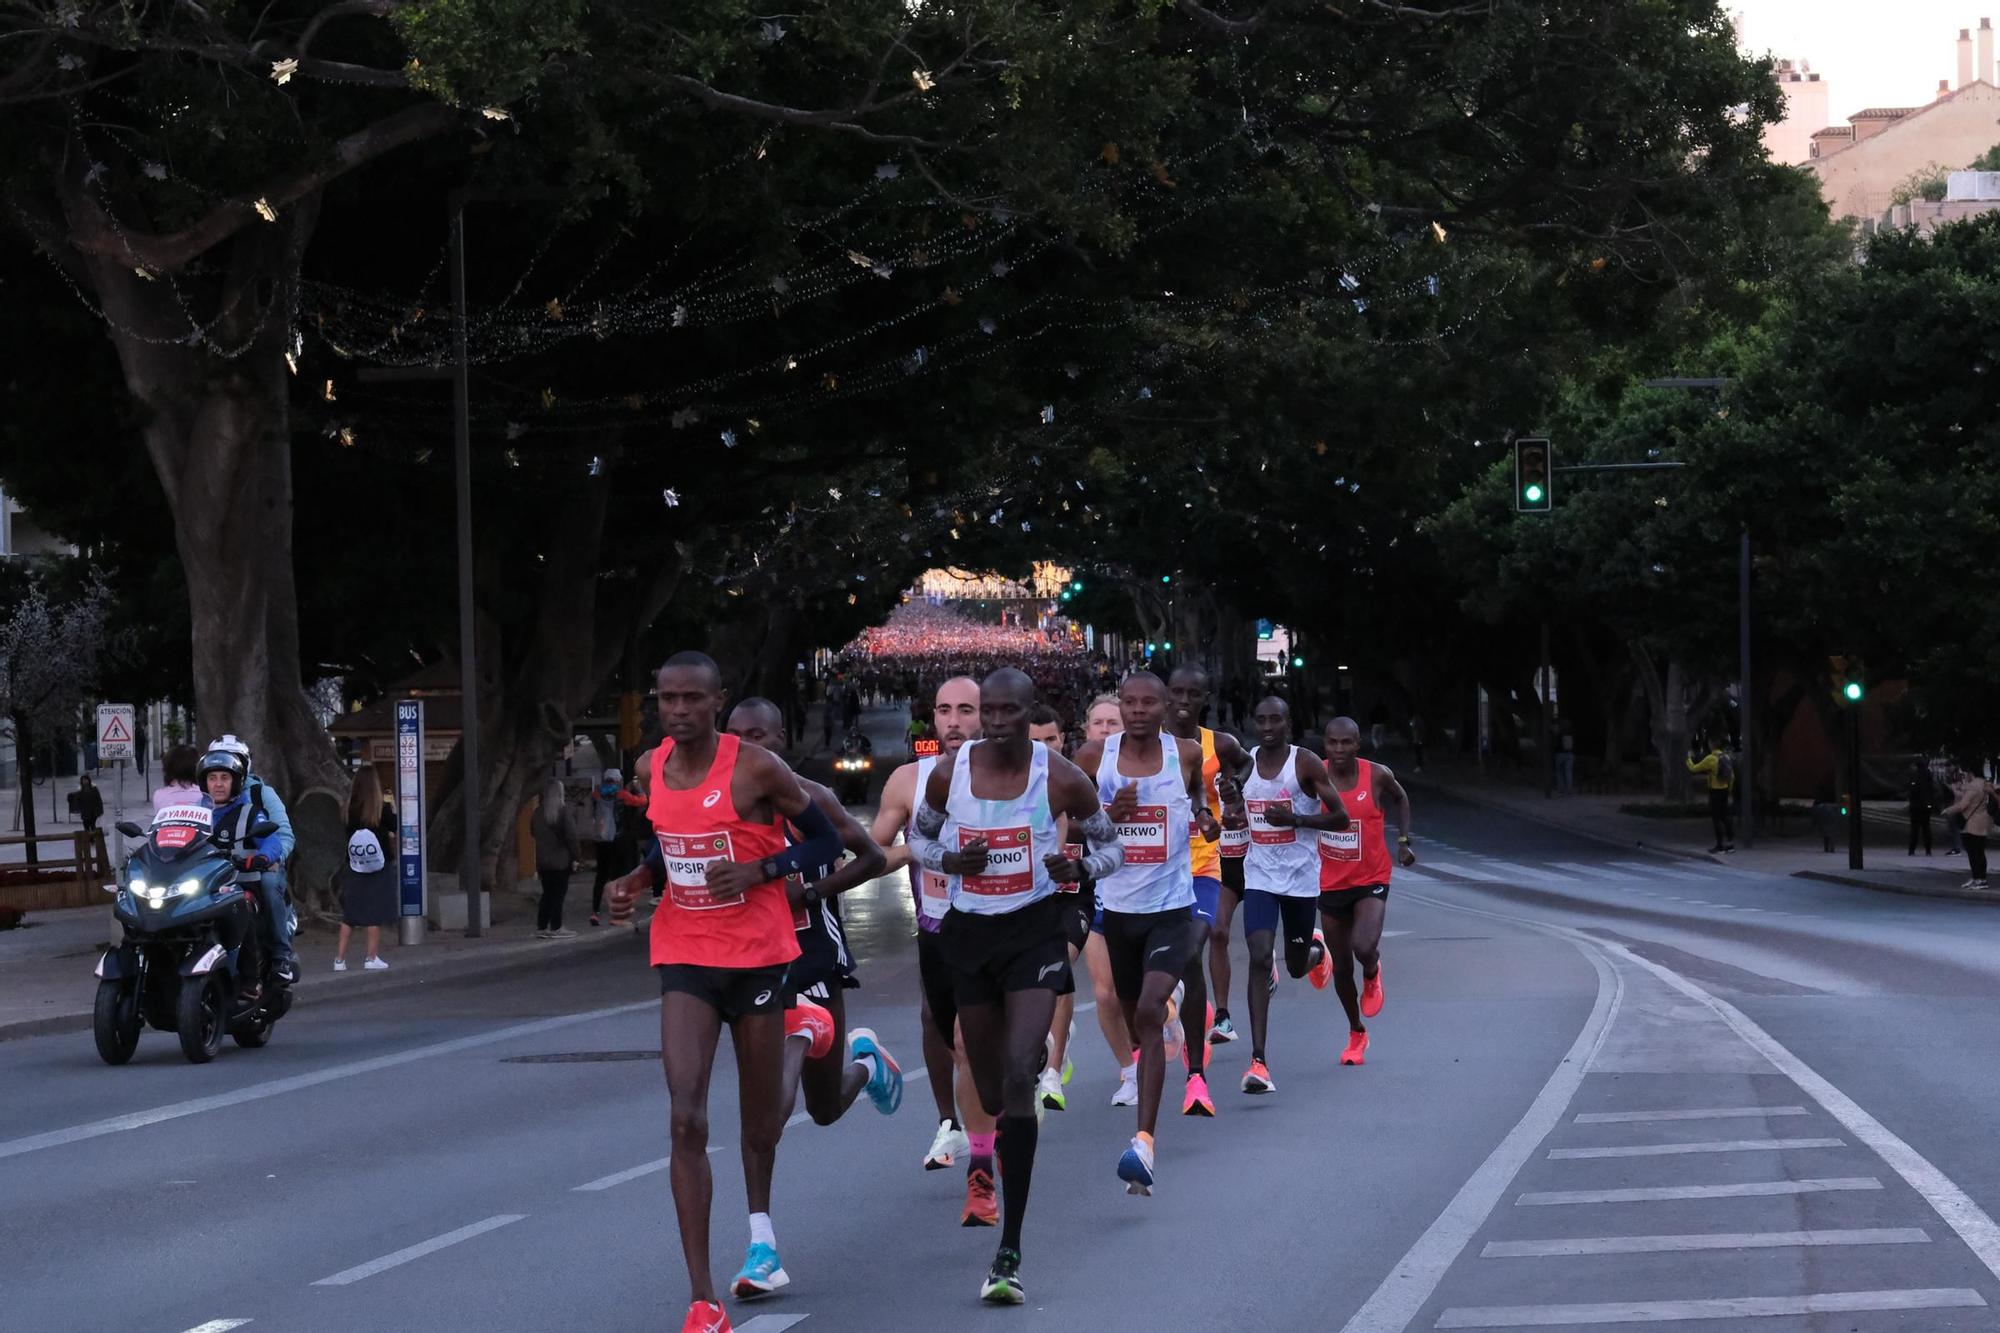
[647,734,799,970]
[1319,760,1394,891]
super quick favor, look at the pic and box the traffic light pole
[1739,526,1754,849]
[1848,705,1864,871]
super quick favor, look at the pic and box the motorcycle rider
[197,736,298,985]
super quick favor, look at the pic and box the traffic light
[1514,438,1553,513]
[1160,574,1172,585]
[1291,655,1305,669]
[1164,640,1175,651]
[1842,680,1864,703]
[1829,655,1866,706]
[1070,581,1083,593]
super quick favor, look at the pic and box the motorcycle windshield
[150,803,215,855]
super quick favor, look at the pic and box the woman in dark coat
[335,765,399,972]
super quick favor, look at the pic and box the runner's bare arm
[1044,757,1121,884]
[705,747,843,899]
[1213,731,1254,806]
[1377,762,1417,866]
[798,779,888,899]
[908,747,989,875]
[1276,748,1353,831]
[1180,737,1221,841]
[871,762,919,874]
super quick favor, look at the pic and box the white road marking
[1575,1105,1807,1124]
[1476,860,1570,883]
[1548,1137,1842,1160]
[575,1159,670,1192]
[1333,936,1624,1333]
[738,1315,811,1332]
[1434,1287,1985,1327]
[1517,1178,1882,1207]
[1423,860,1507,882]
[1608,860,1709,881]
[180,1322,252,1333]
[1481,1227,1928,1258]
[311,1214,525,1287]
[0,1000,657,1163]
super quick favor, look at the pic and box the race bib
[958,825,1033,897]
[919,869,951,919]
[1319,828,1362,863]
[1220,824,1249,857]
[1247,798,1298,846]
[1117,805,1168,866]
[1058,842,1084,893]
[657,831,741,910]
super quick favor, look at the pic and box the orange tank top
[646,734,799,970]
[1189,727,1222,879]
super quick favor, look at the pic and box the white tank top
[1093,731,1194,914]
[1242,744,1321,897]
[942,740,1060,916]
[907,755,951,928]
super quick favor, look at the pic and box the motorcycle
[93,803,294,1065]
[832,731,875,805]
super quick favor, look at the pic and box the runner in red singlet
[603,653,847,1333]
[1317,716,1418,1068]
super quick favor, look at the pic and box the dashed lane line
[1433,1287,1985,1327]
[1516,1178,1883,1207]
[1574,1105,1807,1124]
[1480,1227,1929,1258]
[310,1214,526,1287]
[1547,1137,1843,1160]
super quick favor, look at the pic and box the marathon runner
[1317,716,1418,1067]
[871,677,1000,1226]
[722,699,901,1163]
[602,653,848,1333]
[1074,671,1221,1194]
[1238,696,1352,1092]
[1079,694,1139,1107]
[1166,665,1252,1066]
[908,667,1123,1304]
[1029,704,1088,1111]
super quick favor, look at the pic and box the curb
[0,919,635,1043]
[1407,778,1723,867]
[1795,869,2000,905]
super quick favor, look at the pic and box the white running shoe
[1111,1069,1139,1107]
[1162,982,1186,1065]
[363,957,389,971]
[1036,1066,1066,1111]
[332,958,347,972]
[924,1118,969,1171]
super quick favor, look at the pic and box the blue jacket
[204,779,295,865]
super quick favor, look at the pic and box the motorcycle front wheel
[92,979,140,1065]
[175,974,224,1064]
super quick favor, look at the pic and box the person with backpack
[335,765,398,971]
[1942,767,1997,890]
[1687,737,1736,853]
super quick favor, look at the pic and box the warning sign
[96,704,136,762]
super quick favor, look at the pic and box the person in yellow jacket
[1687,739,1735,853]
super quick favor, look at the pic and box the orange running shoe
[1241,1059,1275,1094]
[1340,1030,1370,1066]
[962,1167,999,1227]
[1308,930,1334,990]
[783,998,836,1060]
[1182,1072,1216,1117]
[1182,1001,1215,1072]
[681,1300,732,1333]
[1361,964,1385,1018]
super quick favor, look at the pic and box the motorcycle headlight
[128,878,148,895]
[174,878,202,897]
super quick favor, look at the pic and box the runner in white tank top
[940,739,1062,914]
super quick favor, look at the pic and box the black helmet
[197,735,250,797]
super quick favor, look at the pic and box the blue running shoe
[1116,1135,1156,1196]
[730,1241,789,1300]
[848,1027,904,1115]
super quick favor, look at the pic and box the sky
[1733,1,1998,123]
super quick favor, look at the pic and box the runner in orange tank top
[603,652,846,1333]
[1318,716,1418,1069]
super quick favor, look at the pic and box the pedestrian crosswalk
[1400,845,1825,919]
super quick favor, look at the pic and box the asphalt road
[7,791,2000,1332]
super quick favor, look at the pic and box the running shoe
[1037,1066,1066,1111]
[1061,1055,1074,1085]
[1162,982,1186,1064]
[962,1166,999,1226]
[924,1118,967,1170]
[847,1027,903,1114]
[681,1299,732,1333]
[1308,930,1334,990]
[1117,1135,1156,1195]
[729,1242,789,1300]
[784,998,835,1060]
[1182,1072,1216,1117]
[981,1247,1027,1305]
[1210,1011,1237,1044]
[1340,1030,1370,1066]
[1241,1059,1275,1095]
[1111,1070,1139,1108]
[1360,964,1385,1018]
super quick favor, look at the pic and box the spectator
[1687,737,1735,853]
[586,767,624,926]
[1942,768,1995,890]
[821,683,839,751]
[841,680,862,732]
[334,765,398,972]
[151,745,201,814]
[533,779,580,939]
[73,774,104,832]
[1906,758,1936,856]
[1555,725,1576,795]
[1811,781,1842,853]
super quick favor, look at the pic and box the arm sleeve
[1076,808,1125,882]
[764,796,842,879]
[908,801,950,873]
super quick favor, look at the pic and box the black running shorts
[657,963,787,1022]
[1220,853,1245,899]
[937,894,1074,1009]
[917,928,959,1046]
[1099,906,1199,1005]
[1318,883,1390,922]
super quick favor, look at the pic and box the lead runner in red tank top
[1317,716,1418,1070]
[603,652,846,1333]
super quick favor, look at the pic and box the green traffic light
[1071,581,1082,592]
[1291,656,1305,668]
[1164,640,1174,650]
[1842,681,1864,702]
[1160,574,1172,584]
[1523,483,1545,504]
[1146,642,1157,653]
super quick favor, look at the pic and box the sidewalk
[1402,749,1997,905]
[0,869,629,1040]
